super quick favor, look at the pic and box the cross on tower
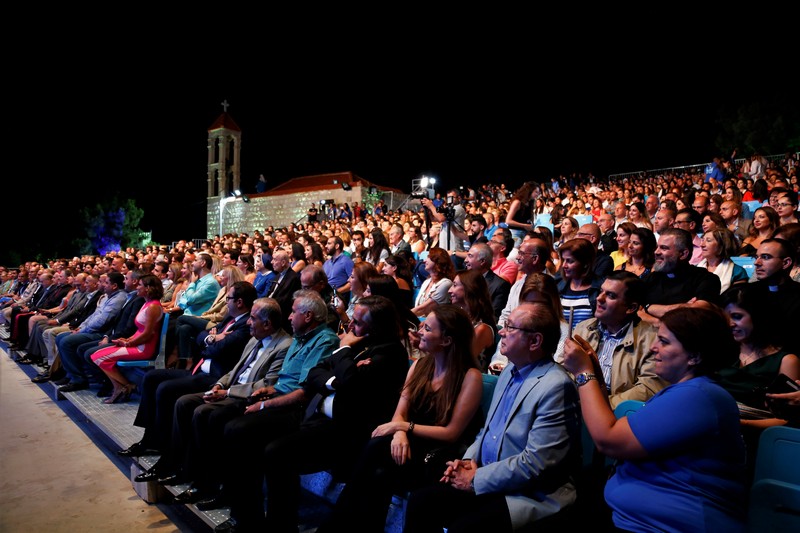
[221,99,230,112]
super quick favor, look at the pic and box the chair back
[731,256,756,279]
[613,399,646,419]
[481,373,498,420]
[748,425,800,532]
[117,312,169,369]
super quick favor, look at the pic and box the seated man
[118,282,255,465]
[215,295,408,532]
[403,303,580,532]
[208,290,339,522]
[573,271,666,408]
[639,228,721,325]
[158,297,292,503]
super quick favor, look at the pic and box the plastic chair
[117,313,170,370]
[743,200,762,220]
[613,399,645,418]
[748,425,800,532]
[481,373,498,420]
[731,256,756,279]
[574,215,593,227]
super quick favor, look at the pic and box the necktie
[231,340,263,385]
[268,272,285,298]
[192,318,237,375]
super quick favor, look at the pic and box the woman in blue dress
[562,306,747,532]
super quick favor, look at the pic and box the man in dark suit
[118,281,256,466]
[388,223,412,256]
[9,270,70,348]
[464,242,510,321]
[577,223,614,279]
[597,213,619,254]
[29,274,103,382]
[76,270,147,396]
[214,295,408,533]
[266,249,301,331]
[153,297,293,503]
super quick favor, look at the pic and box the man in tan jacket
[572,270,667,408]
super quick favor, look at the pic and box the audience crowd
[2,152,800,532]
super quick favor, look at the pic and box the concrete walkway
[0,348,179,533]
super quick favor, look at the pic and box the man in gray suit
[404,303,581,531]
[167,297,292,504]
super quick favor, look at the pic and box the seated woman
[411,247,455,318]
[701,211,727,234]
[447,269,497,372]
[489,272,568,373]
[91,274,164,404]
[617,226,655,278]
[717,284,800,473]
[610,222,636,269]
[252,251,275,298]
[382,253,414,309]
[562,306,748,532]
[740,206,780,256]
[333,262,376,332]
[236,254,256,284]
[555,216,579,251]
[317,304,483,533]
[557,237,602,333]
[289,243,308,273]
[697,227,749,293]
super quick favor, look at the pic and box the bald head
[578,224,601,248]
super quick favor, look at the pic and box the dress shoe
[214,518,238,533]
[52,376,71,386]
[173,486,210,504]
[58,382,88,393]
[31,372,51,383]
[157,472,185,486]
[196,494,229,511]
[18,356,43,365]
[117,441,159,457]
[134,469,163,483]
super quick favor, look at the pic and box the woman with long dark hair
[447,269,497,371]
[318,304,483,533]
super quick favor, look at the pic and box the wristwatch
[575,372,597,387]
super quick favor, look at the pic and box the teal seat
[613,399,645,418]
[574,214,593,227]
[481,373,498,420]
[748,425,800,532]
[117,313,169,370]
[731,256,756,279]
[743,200,762,219]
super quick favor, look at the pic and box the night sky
[4,51,793,265]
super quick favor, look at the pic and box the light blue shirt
[178,273,219,316]
[79,289,128,333]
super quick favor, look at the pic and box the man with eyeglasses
[691,195,709,217]
[138,297,293,505]
[404,303,579,532]
[674,208,704,265]
[576,223,614,279]
[216,295,406,532]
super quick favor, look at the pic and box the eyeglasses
[504,324,538,334]
[674,219,692,225]
[516,251,538,258]
[776,203,794,208]
[225,296,237,300]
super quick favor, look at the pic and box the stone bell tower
[207,100,242,198]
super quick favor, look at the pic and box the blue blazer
[464,359,580,528]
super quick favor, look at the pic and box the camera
[437,204,456,221]
[410,192,427,199]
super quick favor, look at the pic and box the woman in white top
[411,247,455,318]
